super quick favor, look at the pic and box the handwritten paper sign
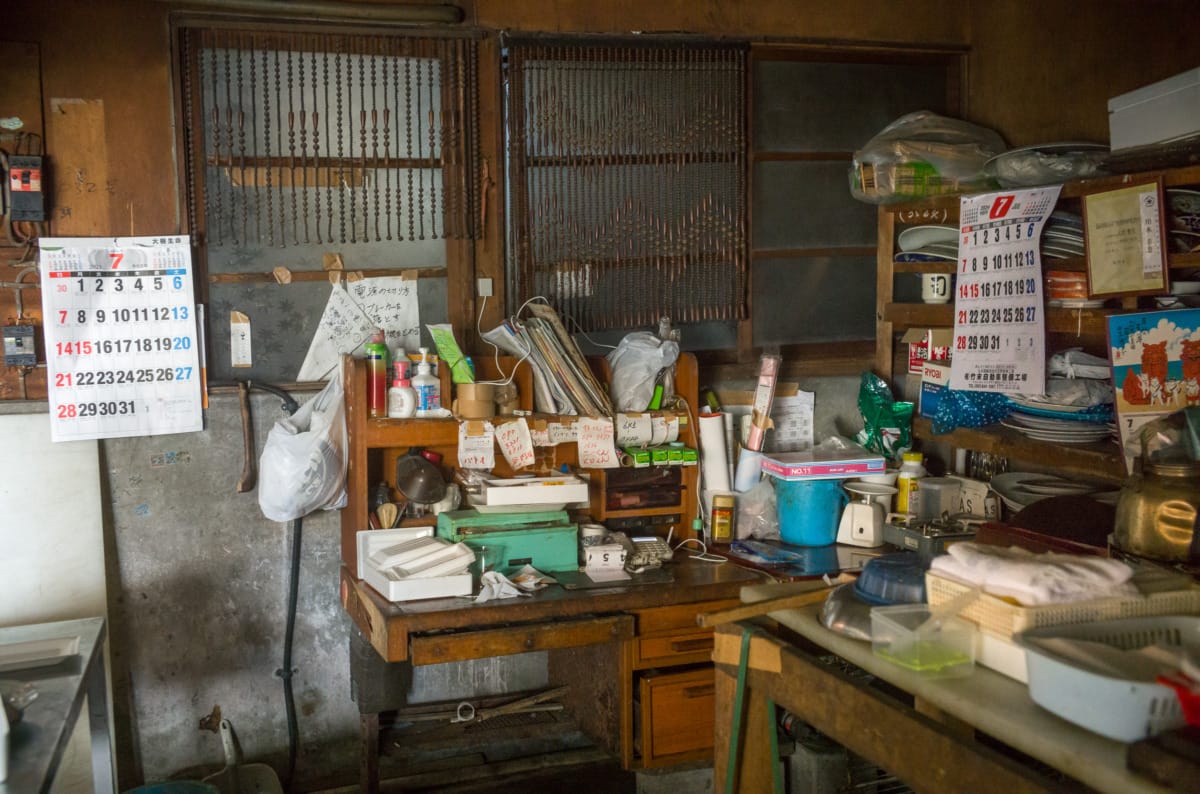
[347,276,420,354]
[297,284,377,381]
[548,420,578,445]
[496,418,536,470]
[577,416,620,468]
[951,186,1060,395]
[458,420,496,469]
[615,412,652,446]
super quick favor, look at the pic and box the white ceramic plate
[0,635,80,672]
[898,225,958,252]
[1048,298,1106,308]
[1015,478,1098,496]
[1168,188,1200,214]
[991,472,1051,508]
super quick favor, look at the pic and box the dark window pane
[753,162,877,249]
[752,256,876,344]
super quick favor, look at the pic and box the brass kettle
[1113,459,1200,561]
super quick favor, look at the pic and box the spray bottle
[387,361,417,419]
[365,330,389,419]
[413,347,441,417]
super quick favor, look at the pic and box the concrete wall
[5,0,1200,789]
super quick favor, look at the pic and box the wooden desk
[341,555,767,791]
[712,583,1171,793]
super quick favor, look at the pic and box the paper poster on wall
[39,235,203,442]
[577,416,620,468]
[296,284,378,381]
[458,420,496,469]
[950,186,1061,395]
[347,275,420,355]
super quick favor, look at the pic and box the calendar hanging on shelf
[39,236,203,442]
[950,186,1061,395]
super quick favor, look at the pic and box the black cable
[278,515,303,788]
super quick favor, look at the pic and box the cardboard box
[1109,67,1200,151]
[903,328,953,375]
[919,362,951,418]
[761,442,886,480]
[356,527,473,602]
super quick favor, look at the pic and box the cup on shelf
[921,273,951,304]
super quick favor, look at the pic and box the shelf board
[892,260,956,274]
[912,417,1126,484]
[365,417,460,447]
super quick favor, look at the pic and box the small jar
[895,451,927,515]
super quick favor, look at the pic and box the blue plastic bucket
[775,478,847,546]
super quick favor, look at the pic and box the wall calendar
[39,236,203,442]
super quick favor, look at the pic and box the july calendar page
[39,236,203,442]
[950,186,1061,395]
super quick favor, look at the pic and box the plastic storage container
[775,478,847,546]
[1016,616,1200,742]
[855,553,929,605]
[870,603,977,677]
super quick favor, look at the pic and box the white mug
[921,273,951,303]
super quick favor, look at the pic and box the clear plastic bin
[870,604,977,677]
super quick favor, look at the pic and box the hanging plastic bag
[849,111,1005,204]
[854,372,913,463]
[606,331,679,412]
[259,373,348,522]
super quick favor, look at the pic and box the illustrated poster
[950,186,1061,394]
[39,235,203,442]
[1108,309,1200,473]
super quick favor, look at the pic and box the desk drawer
[637,667,714,766]
[410,614,634,665]
[635,627,715,668]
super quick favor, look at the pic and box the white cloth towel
[930,542,1137,606]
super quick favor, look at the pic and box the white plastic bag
[258,374,348,522]
[606,332,680,412]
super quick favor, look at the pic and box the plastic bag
[854,372,913,463]
[849,111,1006,204]
[606,331,679,412]
[736,476,779,540]
[259,374,348,522]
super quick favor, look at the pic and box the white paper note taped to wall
[615,413,652,446]
[230,311,252,368]
[458,421,496,469]
[496,418,535,470]
[577,416,620,468]
[548,421,577,445]
[297,284,378,381]
[347,276,420,356]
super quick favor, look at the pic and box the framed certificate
[1082,178,1170,298]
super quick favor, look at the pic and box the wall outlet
[477,277,493,297]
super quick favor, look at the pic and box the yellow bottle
[895,451,926,515]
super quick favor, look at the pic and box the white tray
[0,635,80,672]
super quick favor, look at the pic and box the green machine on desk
[436,509,579,573]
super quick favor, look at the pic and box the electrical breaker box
[8,155,45,222]
[2,325,37,366]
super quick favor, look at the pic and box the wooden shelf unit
[875,164,1200,476]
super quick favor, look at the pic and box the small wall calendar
[950,186,1061,395]
[39,236,203,442]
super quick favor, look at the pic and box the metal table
[1,617,114,794]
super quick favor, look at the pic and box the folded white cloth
[930,542,1137,606]
[473,565,555,603]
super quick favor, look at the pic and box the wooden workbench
[713,582,1172,793]
[341,555,768,791]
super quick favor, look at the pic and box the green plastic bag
[854,372,913,463]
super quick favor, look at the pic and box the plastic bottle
[413,347,441,417]
[365,330,389,419]
[896,451,927,516]
[387,361,417,419]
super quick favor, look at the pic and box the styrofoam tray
[1015,616,1200,742]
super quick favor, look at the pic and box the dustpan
[202,719,284,794]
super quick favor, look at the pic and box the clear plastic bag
[850,111,1006,204]
[606,331,680,412]
[258,374,348,522]
[736,476,779,540]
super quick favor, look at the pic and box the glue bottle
[413,347,441,417]
[387,361,417,419]
[896,451,926,516]
[365,330,389,419]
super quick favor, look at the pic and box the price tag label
[39,236,203,442]
[950,187,1061,394]
[495,418,535,470]
[577,416,619,468]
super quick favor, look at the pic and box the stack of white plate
[1042,210,1085,261]
[1003,396,1116,445]
[897,224,958,261]
[990,471,1117,514]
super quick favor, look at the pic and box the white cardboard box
[1109,67,1200,150]
[356,527,472,602]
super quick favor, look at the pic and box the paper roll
[699,412,732,499]
[734,449,764,492]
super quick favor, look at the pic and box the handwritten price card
[39,236,202,442]
[495,418,535,470]
[950,186,1061,395]
[577,416,619,468]
[458,420,496,469]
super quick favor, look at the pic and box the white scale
[837,482,898,548]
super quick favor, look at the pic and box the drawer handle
[669,637,713,653]
[682,683,715,699]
